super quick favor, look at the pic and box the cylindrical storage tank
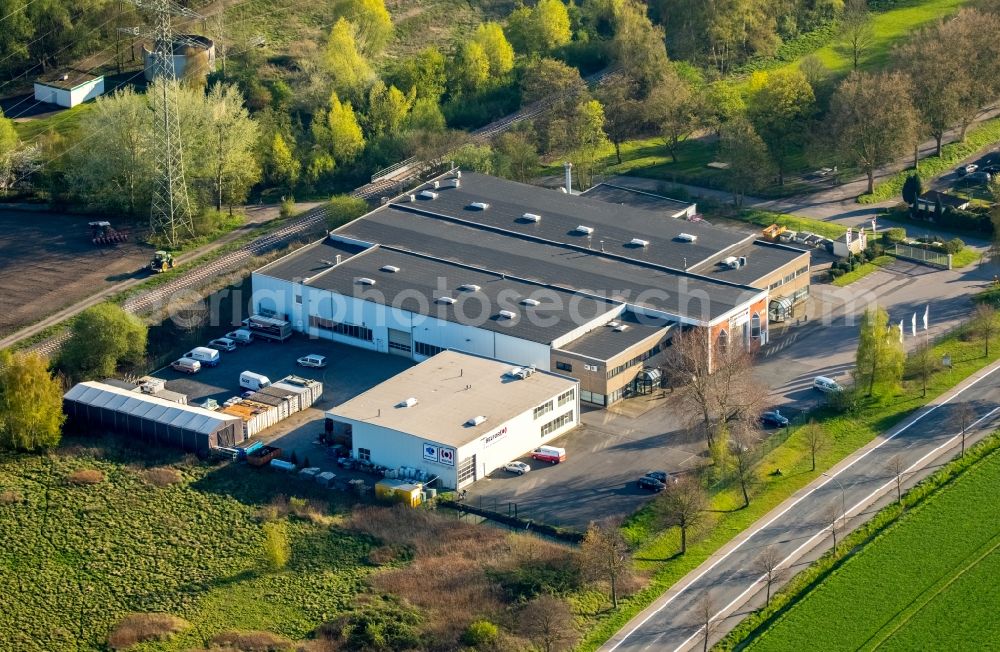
[270,459,296,472]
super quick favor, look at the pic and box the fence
[889,244,952,270]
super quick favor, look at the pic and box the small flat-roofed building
[33,71,104,108]
[327,350,579,488]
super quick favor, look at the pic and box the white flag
[871,218,877,234]
[923,305,929,331]
[912,313,917,337]
[899,320,904,343]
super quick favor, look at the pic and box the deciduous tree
[970,304,997,358]
[571,98,609,189]
[896,32,966,158]
[729,427,759,508]
[611,0,670,92]
[656,476,707,554]
[887,454,906,504]
[472,22,515,79]
[493,131,540,182]
[342,0,392,58]
[597,74,642,164]
[518,594,579,652]
[854,306,905,397]
[747,70,816,186]
[827,71,918,194]
[802,419,827,472]
[579,519,632,609]
[60,303,147,382]
[755,545,784,607]
[648,66,701,162]
[506,0,572,55]
[365,81,413,138]
[0,350,65,452]
[450,40,491,97]
[907,341,938,398]
[324,18,375,101]
[266,133,300,192]
[326,91,365,163]
[719,115,773,206]
[840,0,874,70]
[204,83,260,212]
[387,47,446,101]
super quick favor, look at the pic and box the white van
[240,371,271,392]
[813,376,844,393]
[184,346,221,367]
[171,357,202,374]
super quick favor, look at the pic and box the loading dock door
[387,328,412,357]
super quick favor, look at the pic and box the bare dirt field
[0,210,152,338]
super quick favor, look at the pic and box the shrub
[67,469,104,485]
[0,490,23,505]
[278,196,295,218]
[262,521,291,571]
[462,619,500,647]
[140,467,181,487]
[828,268,845,279]
[317,597,423,650]
[944,237,965,254]
[107,613,189,649]
[209,630,294,652]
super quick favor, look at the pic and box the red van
[531,445,566,464]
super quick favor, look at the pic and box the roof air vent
[458,284,481,292]
[355,277,376,286]
[630,238,650,247]
[614,324,629,332]
[454,179,461,188]
[676,233,698,242]
[455,170,462,178]
[419,190,438,200]
[466,415,487,427]
[380,265,401,273]
[522,213,541,222]
[408,194,417,202]
[433,181,440,189]
[498,309,516,320]
[606,321,620,328]
[469,201,490,210]
[575,225,595,235]
[435,296,457,305]
[397,397,418,408]
[521,298,541,307]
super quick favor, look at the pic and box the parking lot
[464,391,710,530]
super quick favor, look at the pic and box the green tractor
[150,250,175,273]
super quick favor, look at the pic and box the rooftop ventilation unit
[498,309,516,320]
[380,265,401,273]
[408,194,417,202]
[419,190,438,200]
[606,321,620,328]
[522,212,541,222]
[676,233,697,242]
[630,238,650,247]
[435,296,457,305]
[469,201,490,210]
[575,225,595,235]
[614,324,629,332]
[397,397,418,408]
[455,170,462,178]
[453,179,461,188]
[507,366,533,379]
[355,277,376,286]
[521,298,541,307]
[458,284,481,292]
[465,415,487,427]
[721,256,740,269]
[433,181,440,189]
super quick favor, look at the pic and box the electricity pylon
[125,0,202,247]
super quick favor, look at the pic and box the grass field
[738,209,848,239]
[0,439,373,651]
[578,310,1000,650]
[832,254,894,286]
[747,448,1000,651]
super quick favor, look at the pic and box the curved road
[602,359,1000,651]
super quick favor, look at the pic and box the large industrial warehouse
[252,171,810,406]
[327,350,580,489]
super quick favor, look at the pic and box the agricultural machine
[150,250,175,273]
[89,221,128,246]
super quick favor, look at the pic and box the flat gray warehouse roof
[556,311,673,361]
[327,350,577,448]
[691,241,810,285]
[400,173,750,271]
[581,182,696,215]
[338,206,762,322]
[256,238,369,282]
[260,245,621,344]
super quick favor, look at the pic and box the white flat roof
[327,350,577,448]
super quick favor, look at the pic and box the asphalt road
[602,359,1000,652]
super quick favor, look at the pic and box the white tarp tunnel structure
[63,382,242,454]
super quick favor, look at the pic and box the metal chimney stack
[564,162,573,194]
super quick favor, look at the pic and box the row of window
[606,343,662,380]
[557,389,574,407]
[388,341,411,353]
[540,411,573,437]
[414,341,445,357]
[533,401,554,420]
[556,361,572,372]
[309,316,373,341]
[769,265,810,291]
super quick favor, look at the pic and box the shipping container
[375,479,423,507]
[316,471,337,487]
[274,376,323,409]
[255,386,300,415]
[242,393,291,420]
[221,400,280,438]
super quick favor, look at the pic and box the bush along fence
[439,498,585,544]
[714,428,1000,651]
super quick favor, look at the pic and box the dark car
[637,476,666,492]
[982,164,1000,175]
[644,470,675,485]
[759,410,790,428]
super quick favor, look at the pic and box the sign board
[422,443,439,462]
[481,426,508,448]
[439,447,455,466]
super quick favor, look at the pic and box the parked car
[981,164,1000,175]
[530,445,566,464]
[207,337,237,352]
[170,357,201,374]
[183,346,220,367]
[225,329,253,345]
[967,171,992,184]
[813,376,844,394]
[504,461,531,475]
[296,354,327,368]
[644,470,676,485]
[759,410,790,428]
[957,163,978,176]
[637,476,666,492]
[239,371,271,392]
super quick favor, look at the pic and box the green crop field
[0,439,375,651]
[747,449,1000,651]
